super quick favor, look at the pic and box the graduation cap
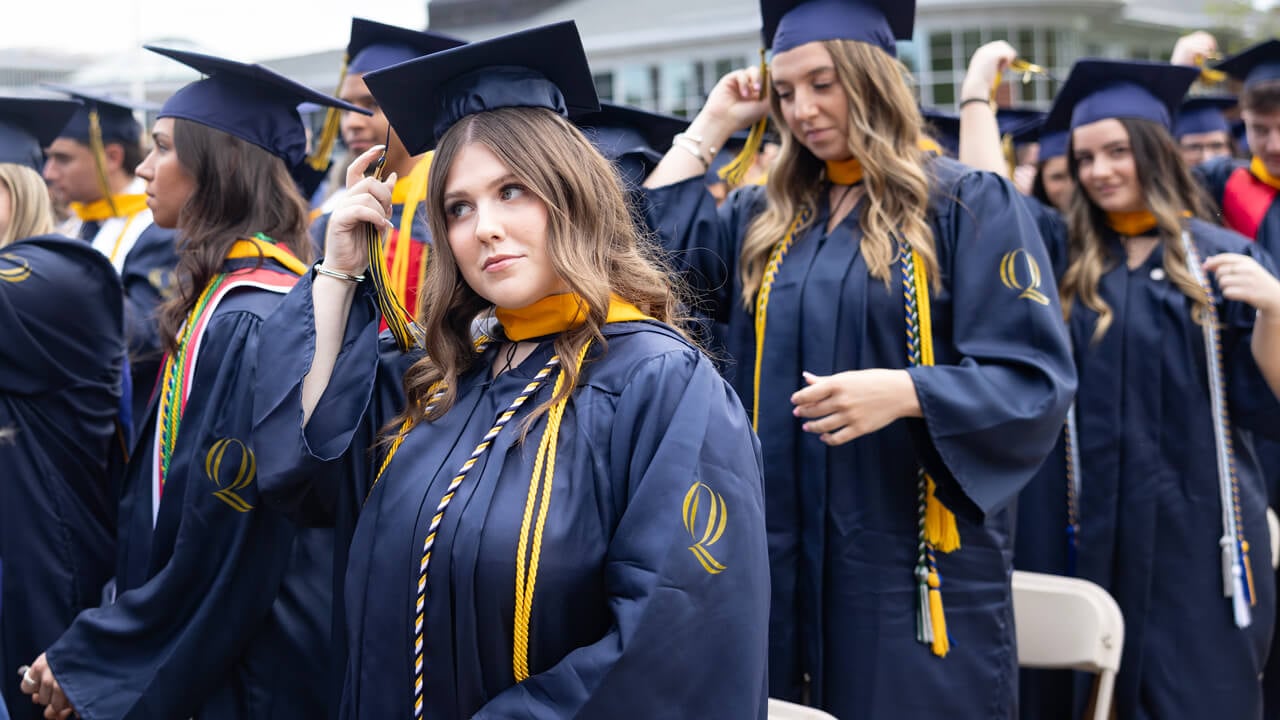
[921,108,960,157]
[362,21,600,155]
[1174,96,1237,138]
[145,45,369,170]
[43,84,147,145]
[0,97,82,171]
[997,108,1045,141]
[1042,59,1200,135]
[347,17,465,74]
[1038,130,1068,161]
[762,0,915,56]
[1232,118,1250,155]
[1215,39,1280,90]
[575,103,688,186]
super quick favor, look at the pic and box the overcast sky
[1,0,427,60]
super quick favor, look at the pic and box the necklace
[827,181,859,231]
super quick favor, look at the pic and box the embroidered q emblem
[683,482,728,575]
[1000,249,1050,305]
[0,254,31,283]
[204,438,256,512]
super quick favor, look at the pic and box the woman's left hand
[22,654,75,719]
[1204,252,1280,316]
[791,369,921,446]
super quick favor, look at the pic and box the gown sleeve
[474,348,771,720]
[42,310,296,720]
[1222,241,1280,440]
[118,225,178,364]
[0,239,123,396]
[638,176,762,322]
[907,170,1078,520]
[252,271,413,526]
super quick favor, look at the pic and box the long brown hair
[0,163,54,248]
[156,119,313,353]
[400,106,689,430]
[741,39,937,306]
[1061,117,1215,341]
[404,108,696,427]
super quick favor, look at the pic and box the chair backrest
[1268,508,1279,570]
[1012,570,1124,673]
[767,698,839,720]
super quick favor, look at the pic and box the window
[593,72,615,103]
[662,61,697,116]
[621,64,658,109]
[930,31,954,73]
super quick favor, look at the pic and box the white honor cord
[1180,230,1251,628]
[1066,403,1082,503]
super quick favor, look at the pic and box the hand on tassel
[323,145,395,278]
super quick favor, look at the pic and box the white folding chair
[1012,570,1124,720]
[1267,508,1279,570]
[767,698,839,720]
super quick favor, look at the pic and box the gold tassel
[717,48,769,188]
[305,54,349,173]
[1244,540,1257,607]
[924,474,961,553]
[927,570,950,657]
[87,109,119,217]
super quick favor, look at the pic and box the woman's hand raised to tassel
[322,145,396,278]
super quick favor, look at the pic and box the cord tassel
[927,569,950,657]
[924,474,960,553]
[915,564,934,646]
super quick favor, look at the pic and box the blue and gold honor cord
[1181,231,1256,628]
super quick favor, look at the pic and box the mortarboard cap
[762,0,915,56]
[575,103,688,186]
[1232,118,1250,155]
[145,45,369,169]
[1174,95,1237,138]
[1038,130,1068,161]
[347,18,465,74]
[0,97,82,171]
[997,108,1046,141]
[921,107,959,157]
[1215,40,1280,90]
[1043,59,1199,135]
[43,85,147,145]
[363,21,600,155]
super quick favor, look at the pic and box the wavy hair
[740,38,937,306]
[1061,117,1215,341]
[401,107,690,430]
[0,163,54,248]
[156,119,313,354]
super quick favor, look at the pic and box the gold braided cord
[752,207,812,431]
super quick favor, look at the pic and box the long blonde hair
[1060,117,1215,341]
[0,163,54,248]
[400,107,689,429]
[741,39,937,305]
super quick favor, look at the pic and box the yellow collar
[1251,156,1280,191]
[1106,210,1159,237]
[70,194,150,222]
[226,235,308,276]
[824,138,946,186]
[495,292,652,342]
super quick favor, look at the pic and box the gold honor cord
[87,109,119,218]
[1181,230,1256,628]
[752,207,813,431]
[718,48,770,188]
[364,145,424,351]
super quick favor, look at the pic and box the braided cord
[753,207,813,431]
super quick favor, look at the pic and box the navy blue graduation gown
[252,275,771,719]
[1065,219,1279,719]
[0,235,123,718]
[640,157,1076,718]
[118,224,179,431]
[43,255,333,720]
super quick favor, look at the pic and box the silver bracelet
[314,262,366,283]
[672,136,709,169]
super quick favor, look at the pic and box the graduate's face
[136,118,196,230]
[42,138,102,205]
[1040,155,1074,213]
[443,142,565,309]
[1178,130,1232,167]
[771,42,853,162]
[1243,108,1280,176]
[1072,119,1145,215]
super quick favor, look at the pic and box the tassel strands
[363,148,424,351]
[901,242,958,657]
[1180,230,1254,628]
[718,48,770,188]
[1064,404,1082,576]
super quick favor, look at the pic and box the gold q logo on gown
[1000,249,1050,305]
[683,482,728,575]
[0,254,32,283]
[205,438,256,512]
